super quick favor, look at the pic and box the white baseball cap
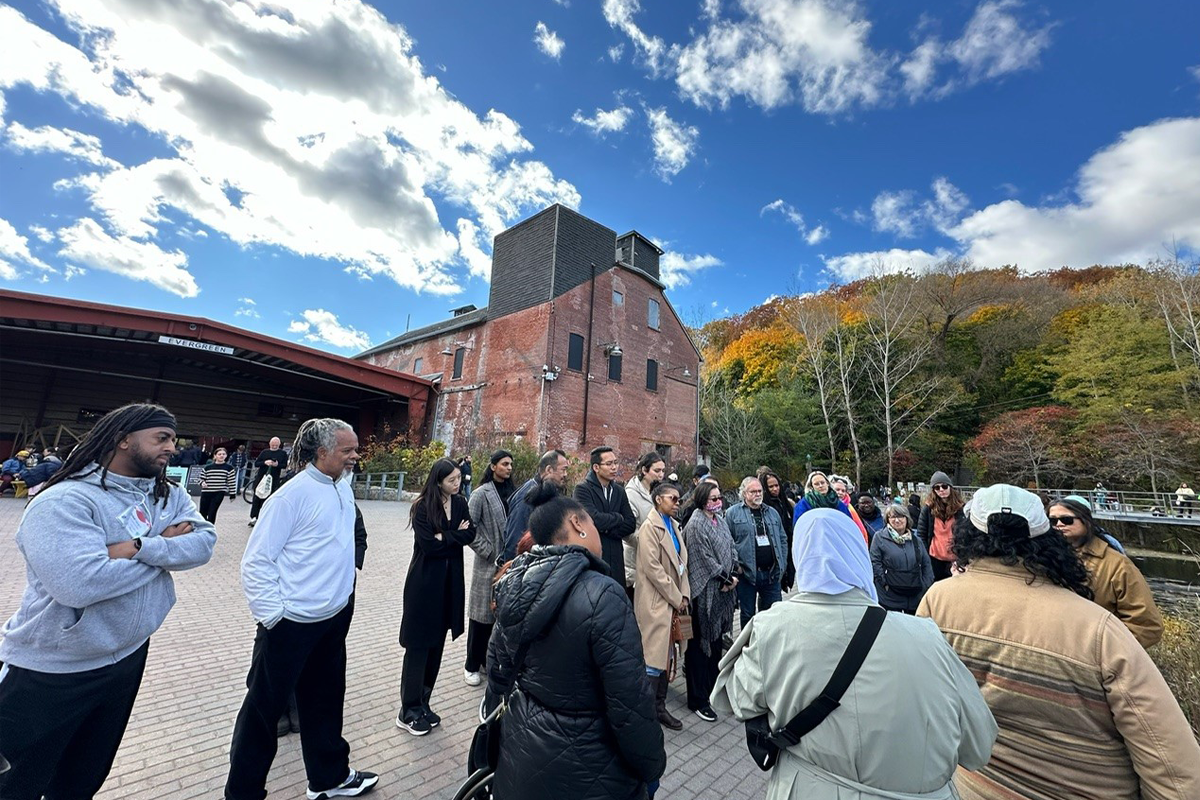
[968,484,1050,537]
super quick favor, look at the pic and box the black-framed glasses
[661,495,680,503]
[1048,515,1077,526]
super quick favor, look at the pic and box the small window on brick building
[413,357,423,374]
[568,333,584,371]
[648,298,660,330]
[452,347,465,379]
[655,443,672,463]
[613,290,624,307]
[645,359,658,391]
[608,352,622,382]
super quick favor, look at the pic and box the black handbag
[745,606,887,771]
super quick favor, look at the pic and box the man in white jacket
[225,418,379,800]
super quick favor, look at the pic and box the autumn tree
[1088,407,1200,497]
[712,322,801,398]
[787,296,841,471]
[699,373,763,475]
[967,405,1078,488]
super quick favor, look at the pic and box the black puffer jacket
[487,545,665,800]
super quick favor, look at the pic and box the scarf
[683,511,738,656]
[887,529,913,545]
[803,487,841,510]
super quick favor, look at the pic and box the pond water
[1131,554,1199,610]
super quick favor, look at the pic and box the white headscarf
[792,508,878,602]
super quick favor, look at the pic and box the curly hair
[288,418,353,473]
[952,514,1093,599]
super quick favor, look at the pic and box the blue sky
[1,0,1198,352]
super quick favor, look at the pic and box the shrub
[358,426,447,490]
[468,438,542,487]
[1151,598,1200,741]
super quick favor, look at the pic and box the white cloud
[553,0,570,6]
[288,308,371,350]
[661,251,722,289]
[761,198,829,245]
[602,0,669,75]
[455,217,492,279]
[646,107,699,181]
[572,106,633,135]
[0,217,53,277]
[234,296,260,318]
[608,0,1053,114]
[824,247,952,280]
[534,22,565,60]
[871,177,969,237]
[5,121,119,168]
[0,1,578,297]
[608,44,625,62]
[835,117,1200,276]
[57,217,198,296]
[28,224,55,243]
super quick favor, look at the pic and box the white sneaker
[463,669,482,686]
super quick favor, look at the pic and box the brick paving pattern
[0,497,767,799]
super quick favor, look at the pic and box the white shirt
[241,464,356,627]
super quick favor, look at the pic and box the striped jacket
[917,559,1199,800]
[200,462,237,495]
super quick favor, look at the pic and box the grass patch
[1151,600,1200,740]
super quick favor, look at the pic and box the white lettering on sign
[158,335,235,355]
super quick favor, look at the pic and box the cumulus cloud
[761,198,829,244]
[832,116,1200,277]
[28,225,55,243]
[5,121,119,168]
[289,308,371,350]
[607,0,1054,114]
[57,217,198,296]
[0,1,578,296]
[824,247,952,280]
[572,106,633,136]
[534,22,565,60]
[661,251,722,289]
[0,217,53,278]
[870,177,969,238]
[646,107,699,180]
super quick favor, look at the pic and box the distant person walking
[1176,482,1196,517]
[463,450,514,687]
[458,454,472,498]
[248,437,287,526]
[0,403,216,800]
[226,418,378,800]
[396,459,476,736]
[230,444,249,493]
[917,472,964,581]
[199,447,238,524]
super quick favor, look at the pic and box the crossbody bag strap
[770,605,887,748]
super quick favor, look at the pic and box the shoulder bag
[745,605,887,772]
[254,472,273,499]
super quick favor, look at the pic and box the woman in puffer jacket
[487,481,666,800]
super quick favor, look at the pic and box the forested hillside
[695,258,1200,493]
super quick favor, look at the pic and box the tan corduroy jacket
[1077,534,1163,648]
[918,560,1200,800]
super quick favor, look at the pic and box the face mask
[706,500,723,513]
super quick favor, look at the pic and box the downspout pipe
[580,261,597,446]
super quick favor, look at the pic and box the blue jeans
[737,568,781,629]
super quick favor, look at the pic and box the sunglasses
[1048,515,1078,526]
[933,484,950,490]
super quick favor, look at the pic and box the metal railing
[353,471,408,501]
[958,486,1200,522]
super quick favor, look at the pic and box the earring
[578,531,587,538]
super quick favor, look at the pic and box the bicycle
[242,467,259,504]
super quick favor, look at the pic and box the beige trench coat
[633,512,690,672]
[712,590,997,800]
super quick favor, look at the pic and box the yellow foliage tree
[713,323,802,397]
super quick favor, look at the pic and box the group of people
[0,447,64,497]
[1,403,1197,800]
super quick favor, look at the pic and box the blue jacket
[502,478,539,562]
[725,502,788,579]
[793,497,853,527]
[2,457,24,477]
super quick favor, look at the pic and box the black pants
[200,492,227,523]
[0,640,149,800]
[400,638,445,721]
[225,600,354,800]
[464,620,491,674]
[931,557,954,582]
[684,637,721,711]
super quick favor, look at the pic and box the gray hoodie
[0,464,216,673]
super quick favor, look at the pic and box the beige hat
[968,484,1050,537]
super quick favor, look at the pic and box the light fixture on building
[440,340,473,356]
[663,362,692,378]
[602,342,622,357]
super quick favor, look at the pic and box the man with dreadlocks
[225,418,380,800]
[0,402,216,799]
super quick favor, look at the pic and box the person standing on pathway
[199,447,238,524]
[574,446,637,582]
[917,472,965,581]
[0,403,216,800]
[624,451,666,603]
[248,437,287,526]
[463,449,514,687]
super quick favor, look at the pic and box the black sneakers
[396,712,430,736]
[306,769,379,799]
[423,707,441,728]
[694,706,718,723]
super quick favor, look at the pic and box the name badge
[755,533,770,547]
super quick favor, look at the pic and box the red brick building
[357,205,701,466]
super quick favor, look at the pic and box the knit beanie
[929,471,952,487]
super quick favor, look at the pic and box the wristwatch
[132,536,142,551]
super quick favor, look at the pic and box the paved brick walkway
[0,497,767,799]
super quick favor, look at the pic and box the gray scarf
[683,511,737,656]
